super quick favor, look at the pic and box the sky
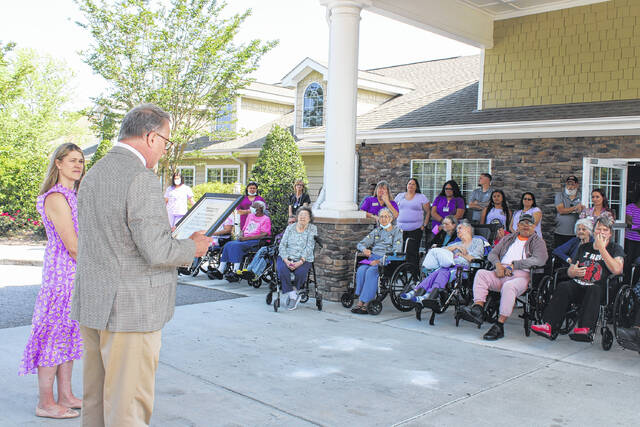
[1,0,479,109]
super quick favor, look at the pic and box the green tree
[0,47,85,220]
[87,138,113,169]
[251,125,306,234]
[75,0,277,180]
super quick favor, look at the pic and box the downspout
[354,150,359,204]
[228,154,247,185]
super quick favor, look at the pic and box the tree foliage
[0,46,85,221]
[75,0,277,179]
[251,125,306,234]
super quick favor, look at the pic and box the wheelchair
[531,254,624,349]
[455,263,547,337]
[340,250,408,315]
[178,237,230,278]
[612,262,640,353]
[205,236,272,285]
[414,258,487,326]
[265,236,323,312]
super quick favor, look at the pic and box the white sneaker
[289,293,302,310]
[281,294,290,308]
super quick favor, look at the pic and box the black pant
[543,280,601,330]
[554,233,574,250]
[624,239,640,282]
[402,228,423,269]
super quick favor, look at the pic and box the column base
[313,208,366,219]
[313,216,376,302]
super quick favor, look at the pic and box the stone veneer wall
[357,135,640,245]
[313,218,374,301]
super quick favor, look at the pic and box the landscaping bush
[251,125,307,234]
[191,181,236,203]
[0,209,46,239]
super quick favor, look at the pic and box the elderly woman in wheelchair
[349,208,403,314]
[531,216,624,343]
[400,221,485,308]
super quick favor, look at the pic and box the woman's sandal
[36,406,80,419]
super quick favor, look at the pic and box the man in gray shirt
[553,175,584,249]
[468,173,493,223]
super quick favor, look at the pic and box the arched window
[302,82,323,128]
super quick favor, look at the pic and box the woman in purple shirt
[360,180,399,220]
[430,180,465,233]
[395,178,430,268]
[237,181,267,229]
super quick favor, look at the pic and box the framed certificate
[172,193,243,239]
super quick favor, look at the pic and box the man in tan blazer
[72,104,211,426]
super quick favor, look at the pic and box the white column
[317,0,370,218]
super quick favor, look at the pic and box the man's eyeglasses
[148,131,175,151]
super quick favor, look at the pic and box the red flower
[16,210,20,213]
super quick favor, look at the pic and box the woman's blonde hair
[374,180,393,201]
[39,143,85,195]
[293,179,306,192]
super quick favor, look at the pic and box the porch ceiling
[365,0,609,48]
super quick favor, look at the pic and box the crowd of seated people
[195,172,640,351]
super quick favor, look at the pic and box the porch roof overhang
[354,0,611,48]
[300,115,640,143]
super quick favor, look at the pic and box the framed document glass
[172,193,243,239]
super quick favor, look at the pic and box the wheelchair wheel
[249,277,262,288]
[266,292,273,305]
[316,295,323,311]
[341,291,354,308]
[524,313,532,337]
[177,267,191,276]
[389,263,418,312]
[533,275,554,324]
[367,300,382,315]
[613,285,636,341]
[300,292,309,304]
[602,326,613,351]
[274,297,280,312]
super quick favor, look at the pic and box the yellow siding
[483,0,640,108]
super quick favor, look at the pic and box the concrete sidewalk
[2,268,639,426]
[0,243,45,266]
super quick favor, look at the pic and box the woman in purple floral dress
[19,143,85,419]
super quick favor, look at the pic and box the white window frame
[177,166,196,187]
[205,165,240,184]
[410,158,492,203]
[302,82,324,128]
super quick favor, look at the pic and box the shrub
[191,181,237,203]
[251,125,306,234]
[0,209,45,238]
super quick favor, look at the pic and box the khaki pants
[80,326,162,427]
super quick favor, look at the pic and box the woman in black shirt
[288,180,311,224]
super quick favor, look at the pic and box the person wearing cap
[552,217,594,266]
[531,216,624,342]
[554,176,584,249]
[458,213,548,340]
[468,173,493,223]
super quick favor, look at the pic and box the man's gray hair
[118,104,171,141]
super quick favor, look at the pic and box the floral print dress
[19,184,82,375]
